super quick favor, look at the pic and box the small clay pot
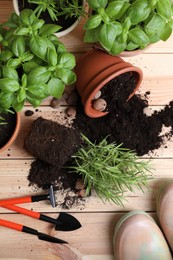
[75,49,143,118]
[0,112,21,153]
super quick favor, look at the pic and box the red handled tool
[0,185,81,231]
[0,186,82,243]
[0,218,67,244]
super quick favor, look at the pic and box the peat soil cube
[24,117,81,166]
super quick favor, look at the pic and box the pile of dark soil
[101,72,136,112]
[25,73,173,208]
[27,159,79,190]
[74,95,164,156]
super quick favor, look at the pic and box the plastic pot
[75,49,143,118]
[0,112,21,153]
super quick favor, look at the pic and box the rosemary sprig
[70,135,152,206]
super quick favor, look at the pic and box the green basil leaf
[55,69,76,85]
[156,0,172,20]
[27,84,48,99]
[149,0,158,8]
[27,67,51,85]
[0,92,16,109]
[106,1,130,19]
[129,28,150,47]
[48,78,64,98]
[0,50,13,62]
[32,20,45,30]
[29,36,49,60]
[2,66,19,81]
[14,27,30,35]
[21,74,27,87]
[26,94,42,107]
[84,15,102,30]
[17,88,26,103]
[21,51,34,62]
[7,58,21,67]
[87,0,108,9]
[126,41,139,51]
[99,22,122,51]
[19,9,36,26]
[56,42,67,53]
[145,14,165,42]
[23,61,39,74]
[58,53,76,69]
[39,24,61,35]
[160,23,172,41]
[47,48,57,66]
[110,36,126,55]
[12,99,25,112]
[3,28,16,41]
[0,78,20,92]
[84,25,101,43]
[127,0,151,25]
[10,36,25,57]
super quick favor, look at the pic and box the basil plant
[84,0,173,55]
[0,9,76,112]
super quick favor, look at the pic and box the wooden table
[1,1,173,259]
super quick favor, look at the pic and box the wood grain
[0,1,173,259]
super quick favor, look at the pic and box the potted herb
[0,109,20,153]
[70,135,152,206]
[75,49,143,118]
[0,9,76,112]
[13,0,86,37]
[84,0,173,55]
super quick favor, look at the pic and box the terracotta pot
[0,112,21,153]
[13,0,85,38]
[75,49,143,118]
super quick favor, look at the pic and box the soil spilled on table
[25,73,173,208]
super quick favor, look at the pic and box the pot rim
[0,112,21,153]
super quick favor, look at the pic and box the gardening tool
[2,204,81,231]
[0,218,67,244]
[0,185,56,207]
[0,185,82,232]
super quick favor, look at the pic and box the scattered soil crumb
[25,110,34,116]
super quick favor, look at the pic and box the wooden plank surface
[1,1,173,259]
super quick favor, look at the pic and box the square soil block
[24,117,81,166]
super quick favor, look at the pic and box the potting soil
[26,73,173,208]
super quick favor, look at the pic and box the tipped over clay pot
[75,49,143,118]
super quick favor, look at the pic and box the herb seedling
[28,0,58,21]
[57,0,86,20]
[28,0,85,22]
[0,116,7,126]
[70,135,152,206]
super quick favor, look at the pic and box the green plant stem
[69,135,152,206]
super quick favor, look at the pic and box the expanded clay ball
[93,90,101,100]
[51,98,62,109]
[66,107,77,118]
[93,98,107,111]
